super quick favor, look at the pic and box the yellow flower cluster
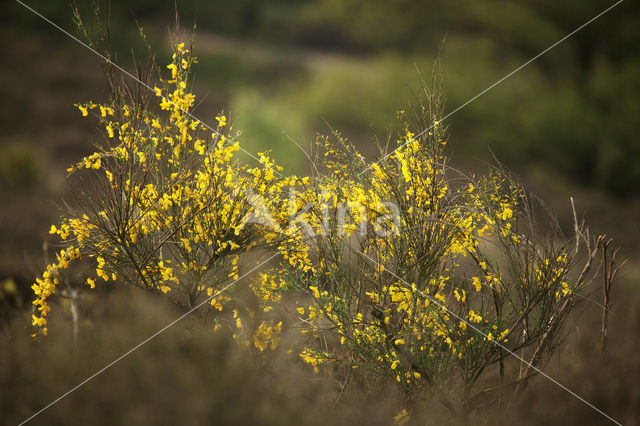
[32,39,591,423]
[252,320,283,352]
[246,114,581,396]
[31,245,81,336]
[31,42,305,335]
[299,348,331,373]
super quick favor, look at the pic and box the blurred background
[1,0,639,423]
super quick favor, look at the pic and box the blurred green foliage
[5,0,639,194]
[0,144,38,190]
[299,0,640,195]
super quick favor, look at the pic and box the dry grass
[1,287,403,425]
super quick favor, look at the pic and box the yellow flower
[393,409,409,425]
[215,115,227,127]
[300,348,329,373]
[32,315,47,327]
[166,63,178,79]
[472,276,482,292]
[498,205,513,220]
[309,285,320,298]
[253,321,283,351]
[468,310,482,323]
[194,139,205,155]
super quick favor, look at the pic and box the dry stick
[576,236,605,288]
[601,239,611,363]
[570,197,580,256]
[600,240,624,363]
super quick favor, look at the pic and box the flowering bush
[251,103,611,416]
[32,41,308,334]
[31,26,620,422]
